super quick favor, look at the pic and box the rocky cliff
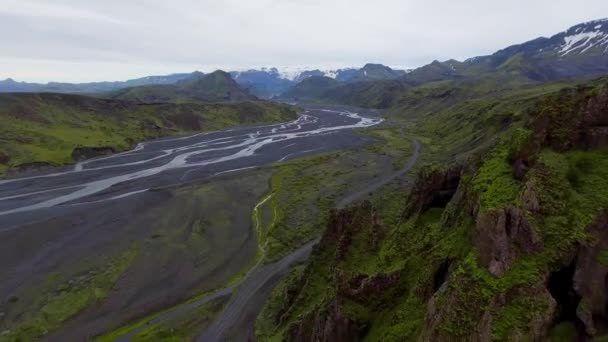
[257,78,608,341]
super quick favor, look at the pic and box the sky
[1,0,607,83]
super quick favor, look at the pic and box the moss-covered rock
[259,77,608,342]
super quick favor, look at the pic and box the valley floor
[0,105,420,341]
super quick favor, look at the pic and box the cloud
[1,0,607,82]
[0,0,130,25]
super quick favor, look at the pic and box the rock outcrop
[0,151,9,165]
[9,161,53,175]
[532,85,608,152]
[287,300,363,342]
[279,204,400,341]
[339,272,400,301]
[573,211,608,336]
[71,146,117,161]
[475,207,543,277]
[404,166,462,217]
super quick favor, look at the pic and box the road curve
[0,106,384,340]
[196,240,318,342]
[193,142,422,342]
[337,139,421,208]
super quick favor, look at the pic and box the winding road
[0,107,381,338]
[0,106,421,341]
[196,140,421,342]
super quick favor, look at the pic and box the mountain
[0,72,198,94]
[230,68,294,98]
[283,19,608,109]
[485,18,608,62]
[280,76,339,100]
[459,18,608,81]
[0,65,408,99]
[0,92,296,174]
[323,79,409,108]
[352,63,406,80]
[406,18,608,84]
[111,70,256,103]
[231,65,407,98]
[257,19,608,341]
[279,65,408,106]
[260,74,608,342]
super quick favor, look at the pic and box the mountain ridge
[0,65,409,98]
[110,70,256,104]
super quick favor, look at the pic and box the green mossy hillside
[0,93,297,175]
[257,77,608,341]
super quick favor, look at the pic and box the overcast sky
[1,0,607,83]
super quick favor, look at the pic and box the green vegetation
[129,296,228,342]
[111,70,256,104]
[0,93,297,175]
[549,322,578,342]
[471,144,522,211]
[93,170,272,340]
[1,247,138,342]
[363,128,413,169]
[263,142,409,261]
[281,76,339,101]
[597,250,608,267]
[264,152,370,261]
[258,75,608,341]
[94,295,229,342]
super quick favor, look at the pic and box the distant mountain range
[0,72,195,94]
[0,68,296,173]
[401,18,608,85]
[279,18,608,106]
[3,18,607,103]
[0,64,408,98]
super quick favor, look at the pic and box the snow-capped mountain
[557,19,608,56]
[458,18,608,81]
[0,65,406,98]
[232,65,405,83]
[488,18,608,60]
[230,66,342,85]
[230,64,406,97]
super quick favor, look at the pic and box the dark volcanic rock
[403,166,462,217]
[475,207,543,277]
[573,211,608,336]
[340,272,400,301]
[532,85,608,152]
[9,161,53,175]
[71,146,116,161]
[167,112,202,130]
[0,151,9,164]
[287,300,363,342]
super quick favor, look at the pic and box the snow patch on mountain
[269,66,351,81]
[559,29,608,56]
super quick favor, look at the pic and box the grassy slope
[1,247,139,341]
[91,129,416,340]
[262,125,416,262]
[0,93,297,175]
[281,76,339,101]
[257,76,608,340]
[111,70,256,104]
